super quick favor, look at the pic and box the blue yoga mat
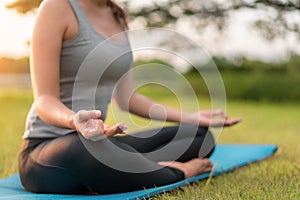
[0,144,277,200]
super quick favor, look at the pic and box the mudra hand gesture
[188,109,242,127]
[73,110,127,141]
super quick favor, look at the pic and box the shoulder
[39,0,70,10]
[34,0,75,31]
[37,0,72,20]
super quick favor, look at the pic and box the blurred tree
[6,0,41,14]
[6,0,300,40]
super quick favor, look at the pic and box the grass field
[0,89,299,199]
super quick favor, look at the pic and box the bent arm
[114,71,242,127]
[114,71,190,123]
[30,0,76,130]
[128,92,188,123]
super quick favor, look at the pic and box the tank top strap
[68,0,90,32]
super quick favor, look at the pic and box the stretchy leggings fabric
[19,124,215,194]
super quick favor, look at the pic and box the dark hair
[107,0,128,29]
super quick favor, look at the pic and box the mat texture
[0,144,277,200]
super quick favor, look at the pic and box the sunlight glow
[0,0,296,61]
[0,0,35,58]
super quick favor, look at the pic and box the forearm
[35,95,76,130]
[128,93,193,124]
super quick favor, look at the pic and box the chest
[64,1,126,43]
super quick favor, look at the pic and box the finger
[103,123,127,134]
[118,122,128,132]
[77,110,102,121]
[200,110,225,119]
[211,109,226,118]
[210,117,242,127]
[210,120,225,127]
[224,118,242,126]
[104,123,125,137]
[157,161,173,167]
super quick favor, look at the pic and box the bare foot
[158,158,213,179]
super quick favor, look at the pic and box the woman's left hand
[188,109,242,127]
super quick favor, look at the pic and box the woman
[19,0,241,194]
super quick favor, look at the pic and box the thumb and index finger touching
[75,110,128,138]
[104,123,127,137]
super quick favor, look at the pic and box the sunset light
[0,0,298,61]
[0,0,35,58]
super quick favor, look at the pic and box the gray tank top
[23,0,132,138]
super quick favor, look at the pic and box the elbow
[114,92,138,112]
[114,98,130,112]
[35,94,56,123]
[116,101,130,112]
[35,95,48,121]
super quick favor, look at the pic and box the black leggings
[19,124,215,194]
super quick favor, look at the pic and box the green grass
[0,89,33,177]
[151,99,300,199]
[185,71,300,103]
[0,90,299,199]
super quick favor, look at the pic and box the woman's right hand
[73,110,127,141]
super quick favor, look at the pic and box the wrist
[69,112,77,130]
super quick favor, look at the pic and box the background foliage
[6,0,300,41]
[134,57,300,102]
